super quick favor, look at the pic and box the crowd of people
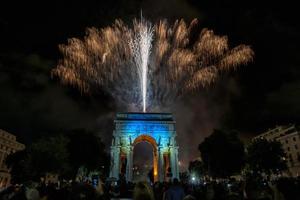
[0,176,299,200]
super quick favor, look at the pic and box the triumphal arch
[109,112,179,182]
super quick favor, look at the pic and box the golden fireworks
[52,18,254,110]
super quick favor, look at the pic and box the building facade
[0,129,25,188]
[253,125,300,176]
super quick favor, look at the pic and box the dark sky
[1,0,300,167]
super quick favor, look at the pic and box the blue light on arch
[116,113,175,147]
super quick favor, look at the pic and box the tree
[6,132,109,182]
[188,159,205,178]
[198,129,245,178]
[6,135,70,182]
[29,135,70,179]
[5,150,31,184]
[66,130,110,178]
[247,138,287,175]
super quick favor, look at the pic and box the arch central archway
[133,135,158,182]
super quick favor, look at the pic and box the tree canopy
[6,131,109,183]
[67,130,110,178]
[188,159,205,178]
[247,138,287,174]
[198,129,245,178]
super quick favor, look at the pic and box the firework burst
[52,18,254,112]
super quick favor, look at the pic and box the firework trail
[52,18,254,112]
[129,17,153,112]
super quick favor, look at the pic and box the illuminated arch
[109,113,179,182]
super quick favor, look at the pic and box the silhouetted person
[183,195,196,200]
[164,178,185,200]
[133,182,155,200]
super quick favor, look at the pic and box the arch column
[170,146,179,180]
[158,147,164,182]
[126,146,133,182]
[109,146,120,179]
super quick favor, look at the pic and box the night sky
[1,0,299,167]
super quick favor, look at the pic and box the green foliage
[66,130,110,178]
[5,150,32,184]
[247,138,287,174]
[5,131,109,183]
[29,135,70,177]
[188,160,205,177]
[6,135,70,182]
[198,129,245,178]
